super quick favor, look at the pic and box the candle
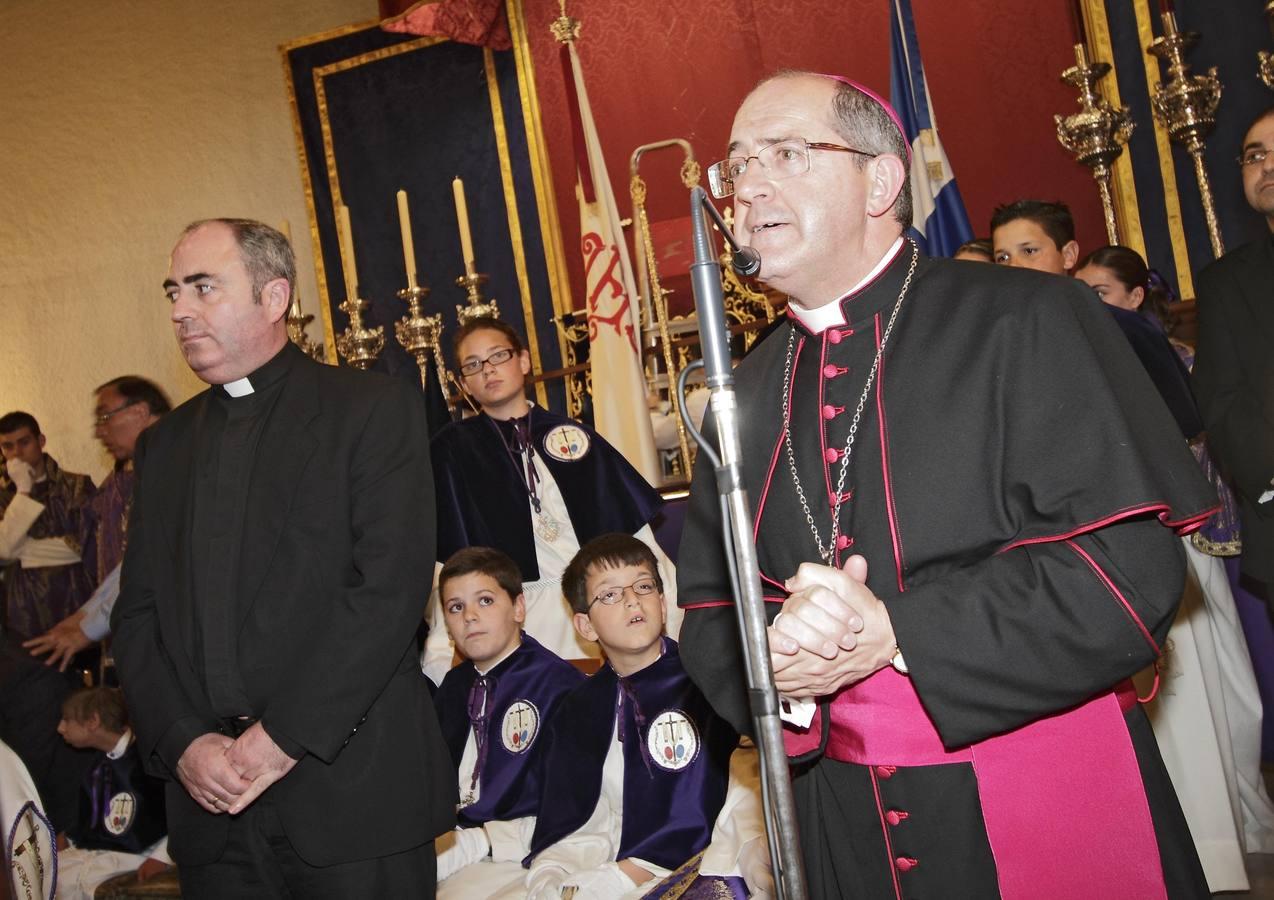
[1070,0,1087,51]
[396,190,419,289]
[336,204,359,300]
[452,176,476,277]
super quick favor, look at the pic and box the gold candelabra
[455,272,500,323]
[1260,1,1274,89]
[286,292,326,362]
[1148,11,1225,258]
[394,283,451,408]
[1055,43,1135,245]
[334,293,385,370]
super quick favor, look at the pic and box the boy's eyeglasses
[589,577,659,610]
[458,347,517,377]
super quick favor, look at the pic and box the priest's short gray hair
[182,218,297,302]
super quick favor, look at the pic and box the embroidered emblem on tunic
[646,709,699,771]
[501,700,540,753]
[104,791,136,835]
[543,425,590,462]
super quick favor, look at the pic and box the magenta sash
[784,669,1167,900]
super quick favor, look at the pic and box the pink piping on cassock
[999,502,1221,553]
[869,767,905,900]
[1065,538,1161,655]
[872,312,907,594]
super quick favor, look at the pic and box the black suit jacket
[111,344,455,866]
[1194,235,1274,585]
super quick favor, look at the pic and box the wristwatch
[890,644,909,675]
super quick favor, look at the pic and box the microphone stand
[681,186,807,900]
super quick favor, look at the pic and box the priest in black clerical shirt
[111,218,454,898]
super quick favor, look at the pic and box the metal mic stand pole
[682,186,807,900]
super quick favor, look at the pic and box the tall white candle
[396,190,418,289]
[452,177,476,276]
[336,205,359,300]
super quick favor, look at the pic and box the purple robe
[0,455,94,638]
[526,639,738,871]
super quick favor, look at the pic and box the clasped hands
[176,722,298,816]
[768,554,896,699]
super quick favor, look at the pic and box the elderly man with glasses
[423,315,679,684]
[23,377,168,671]
[676,69,1218,898]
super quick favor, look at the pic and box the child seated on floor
[432,546,585,895]
[524,533,770,900]
[54,687,171,900]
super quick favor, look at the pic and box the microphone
[732,246,762,277]
[696,194,763,277]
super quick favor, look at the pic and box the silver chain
[780,244,918,564]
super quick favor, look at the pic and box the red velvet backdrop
[384,1,1107,311]
[516,0,1105,310]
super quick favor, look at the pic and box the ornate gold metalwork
[630,139,698,476]
[394,283,451,408]
[334,293,384,370]
[455,272,501,324]
[1148,11,1225,259]
[550,0,581,44]
[552,313,590,419]
[1260,2,1274,89]
[286,291,326,362]
[1055,43,1135,245]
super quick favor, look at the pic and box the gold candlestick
[1055,43,1135,245]
[333,205,384,369]
[286,292,325,362]
[278,219,325,361]
[455,271,500,323]
[1259,2,1274,89]
[335,294,385,370]
[1148,11,1225,258]
[394,283,451,408]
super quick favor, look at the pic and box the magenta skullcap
[815,73,912,165]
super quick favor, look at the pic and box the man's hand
[175,733,252,815]
[23,611,91,671]
[5,458,35,494]
[224,722,299,814]
[767,555,896,698]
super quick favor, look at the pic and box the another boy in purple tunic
[525,534,767,900]
[433,547,583,894]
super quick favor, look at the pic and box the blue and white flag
[889,0,974,257]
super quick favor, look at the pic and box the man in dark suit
[111,218,454,897]
[1194,107,1274,607]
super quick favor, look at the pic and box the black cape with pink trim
[678,247,1218,740]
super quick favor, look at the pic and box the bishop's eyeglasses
[707,139,878,199]
[458,347,517,377]
[588,577,660,610]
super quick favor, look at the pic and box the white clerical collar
[787,236,906,334]
[223,377,254,398]
[107,729,132,760]
[475,638,522,676]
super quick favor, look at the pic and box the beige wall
[0,0,369,482]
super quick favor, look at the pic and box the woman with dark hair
[1076,246,1274,890]
[1075,245,1199,438]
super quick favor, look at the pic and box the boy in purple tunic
[432,547,583,895]
[524,534,768,900]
